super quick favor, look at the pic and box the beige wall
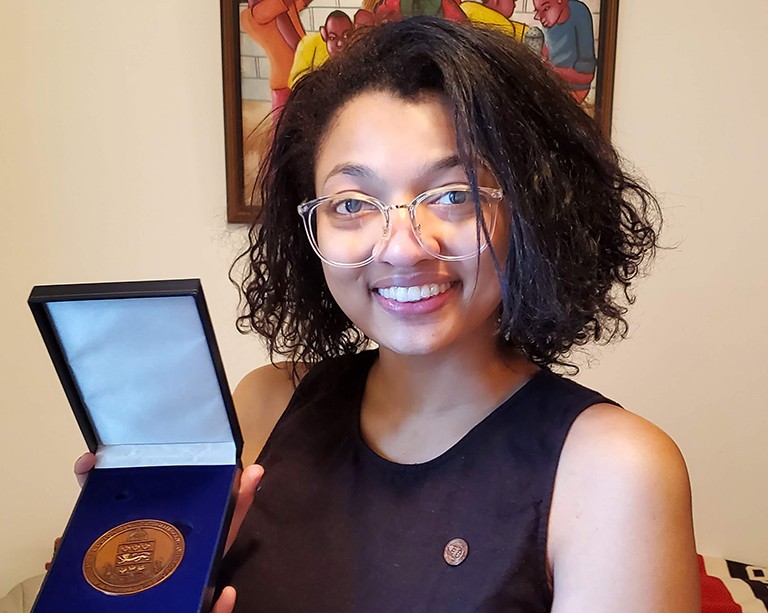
[0,1,268,593]
[1,0,766,596]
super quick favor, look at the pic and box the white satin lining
[45,296,236,466]
[95,442,237,468]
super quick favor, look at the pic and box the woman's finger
[74,452,96,488]
[44,537,62,570]
[210,586,237,613]
[225,463,264,553]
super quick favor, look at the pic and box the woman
[68,16,698,612]
[218,16,698,612]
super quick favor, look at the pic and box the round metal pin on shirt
[82,519,185,595]
[443,538,469,566]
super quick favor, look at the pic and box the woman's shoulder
[555,404,691,509]
[234,361,309,465]
[559,403,690,493]
[234,351,376,464]
[548,403,699,610]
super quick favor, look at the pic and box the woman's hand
[72,453,264,612]
[74,452,96,488]
[223,463,264,552]
[210,463,265,613]
[211,587,238,613]
[47,453,96,569]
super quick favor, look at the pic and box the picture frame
[221,0,620,223]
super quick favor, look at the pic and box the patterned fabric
[701,555,768,613]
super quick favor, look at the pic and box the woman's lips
[372,282,458,315]
[375,282,452,303]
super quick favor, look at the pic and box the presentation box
[29,279,243,613]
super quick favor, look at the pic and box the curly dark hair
[232,17,661,372]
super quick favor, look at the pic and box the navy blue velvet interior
[34,465,237,613]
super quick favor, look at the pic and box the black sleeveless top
[218,350,613,612]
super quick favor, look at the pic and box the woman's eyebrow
[323,154,464,186]
[423,154,463,175]
[324,162,376,183]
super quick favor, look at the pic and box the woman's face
[313,90,508,357]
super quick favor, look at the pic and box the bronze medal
[82,519,185,595]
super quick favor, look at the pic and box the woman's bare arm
[548,404,700,612]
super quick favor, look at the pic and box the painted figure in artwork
[370,0,467,23]
[241,0,310,109]
[354,8,376,27]
[460,0,529,42]
[532,0,596,103]
[372,0,530,40]
[320,10,355,57]
[290,10,371,89]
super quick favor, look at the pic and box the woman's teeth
[376,282,452,303]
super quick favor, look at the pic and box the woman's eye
[334,198,369,214]
[434,190,470,205]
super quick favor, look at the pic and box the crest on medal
[83,520,185,595]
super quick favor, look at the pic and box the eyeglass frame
[296,184,505,268]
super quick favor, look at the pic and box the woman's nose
[376,207,433,265]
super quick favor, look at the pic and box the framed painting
[221,0,620,223]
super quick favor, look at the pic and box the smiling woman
[216,17,700,613]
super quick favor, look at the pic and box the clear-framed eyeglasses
[297,184,504,268]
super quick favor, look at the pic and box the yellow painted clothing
[289,33,330,89]
[459,2,528,43]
